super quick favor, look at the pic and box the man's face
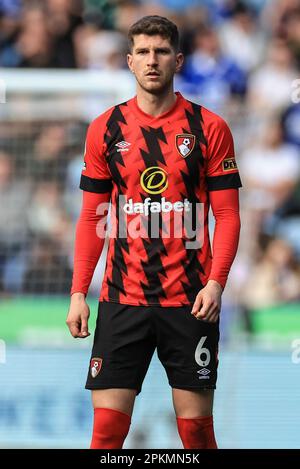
[127,34,183,95]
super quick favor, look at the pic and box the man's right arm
[66,190,111,338]
[66,116,113,338]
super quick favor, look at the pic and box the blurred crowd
[1,0,300,327]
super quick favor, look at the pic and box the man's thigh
[154,305,220,391]
[86,301,156,396]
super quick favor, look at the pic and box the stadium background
[1,0,300,448]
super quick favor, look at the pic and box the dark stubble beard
[137,74,174,97]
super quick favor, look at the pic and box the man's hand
[66,292,91,338]
[191,280,223,323]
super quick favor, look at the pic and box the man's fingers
[204,307,220,323]
[195,300,219,321]
[209,311,220,323]
[77,332,91,338]
[67,321,81,338]
[80,317,90,338]
[204,300,219,316]
[192,283,222,322]
[191,294,203,315]
[196,300,213,318]
[66,317,90,339]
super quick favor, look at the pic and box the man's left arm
[191,188,241,322]
[192,116,241,322]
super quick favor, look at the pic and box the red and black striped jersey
[80,92,242,306]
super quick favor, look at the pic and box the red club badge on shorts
[90,357,103,378]
[175,134,196,158]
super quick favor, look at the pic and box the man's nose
[147,51,158,66]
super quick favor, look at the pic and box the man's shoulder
[181,94,229,131]
[89,99,131,130]
[200,105,231,136]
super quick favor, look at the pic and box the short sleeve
[79,118,113,193]
[205,117,242,191]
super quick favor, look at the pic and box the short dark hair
[128,15,179,52]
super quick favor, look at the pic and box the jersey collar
[128,91,184,127]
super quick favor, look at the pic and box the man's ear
[127,53,133,73]
[175,52,184,73]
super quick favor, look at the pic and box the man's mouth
[146,71,160,77]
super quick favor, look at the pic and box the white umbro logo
[115,141,131,152]
[197,368,210,379]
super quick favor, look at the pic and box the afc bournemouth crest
[90,357,103,378]
[176,134,196,158]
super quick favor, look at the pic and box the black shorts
[86,301,219,395]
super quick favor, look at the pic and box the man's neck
[136,88,177,117]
